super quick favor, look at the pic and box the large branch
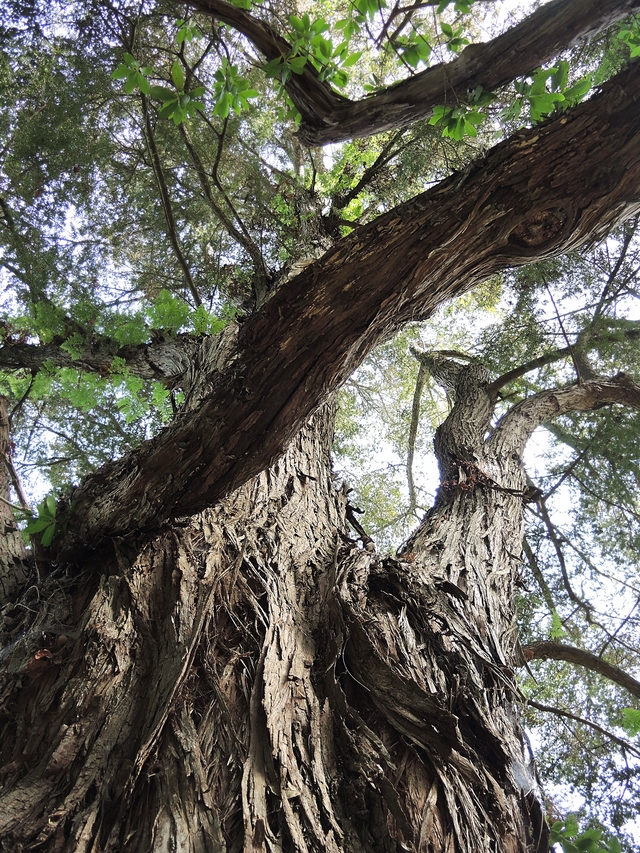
[0,336,199,388]
[489,373,640,458]
[187,0,640,145]
[523,641,640,699]
[57,60,640,558]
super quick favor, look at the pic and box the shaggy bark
[4,355,638,851]
[186,0,640,145]
[0,392,548,853]
[54,60,640,558]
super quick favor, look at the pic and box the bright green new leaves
[289,13,333,63]
[620,708,640,737]
[354,0,386,21]
[431,61,593,139]
[429,85,493,138]
[104,291,227,343]
[212,59,258,118]
[393,35,432,70]
[176,18,201,44]
[440,21,469,53]
[147,288,191,331]
[617,20,640,57]
[549,818,622,853]
[113,51,206,125]
[437,0,475,13]
[429,103,485,139]
[111,53,154,95]
[149,62,206,125]
[24,495,58,547]
[505,62,592,124]
[153,85,205,124]
[264,14,362,88]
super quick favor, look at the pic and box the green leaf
[150,85,176,101]
[159,100,179,120]
[171,61,185,91]
[287,55,308,73]
[40,523,57,547]
[137,74,150,96]
[528,92,564,122]
[551,60,569,92]
[111,64,130,80]
[25,517,53,534]
[289,14,304,32]
[563,76,592,105]
[341,51,362,68]
[45,494,56,517]
[213,93,232,117]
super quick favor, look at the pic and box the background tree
[1,1,640,851]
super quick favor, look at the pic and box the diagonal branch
[141,96,202,307]
[53,60,640,558]
[187,0,640,145]
[527,699,640,758]
[487,346,572,395]
[489,373,640,459]
[178,123,268,282]
[523,641,640,699]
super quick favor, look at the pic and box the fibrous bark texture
[0,387,547,853]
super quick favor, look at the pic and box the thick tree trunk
[0,380,546,851]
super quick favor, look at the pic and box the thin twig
[527,699,640,759]
[141,95,202,307]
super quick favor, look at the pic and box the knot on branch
[509,206,571,249]
[410,348,485,397]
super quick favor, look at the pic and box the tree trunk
[0,374,547,851]
[0,396,27,602]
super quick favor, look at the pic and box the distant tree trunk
[0,395,27,601]
[0,364,548,852]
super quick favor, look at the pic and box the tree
[1,1,640,850]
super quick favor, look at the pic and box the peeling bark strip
[0,402,547,853]
[59,61,640,557]
[186,0,640,145]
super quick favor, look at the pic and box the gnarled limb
[52,60,640,557]
[489,373,640,459]
[523,641,640,699]
[187,0,640,145]
[0,335,200,389]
